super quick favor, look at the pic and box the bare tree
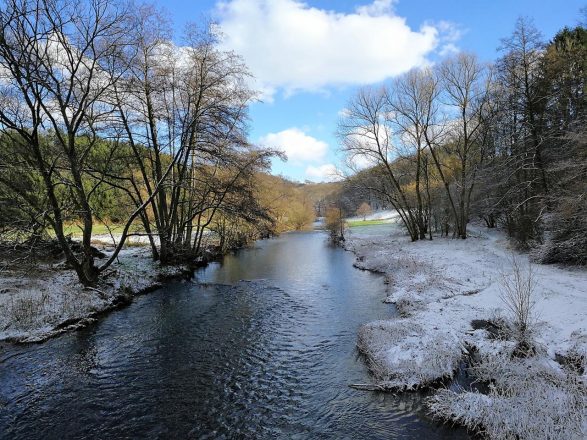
[339,56,493,240]
[387,67,443,239]
[338,88,422,241]
[0,0,133,285]
[432,52,495,238]
[111,10,276,263]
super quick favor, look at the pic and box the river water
[0,229,468,439]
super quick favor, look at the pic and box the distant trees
[255,174,317,232]
[356,202,372,221]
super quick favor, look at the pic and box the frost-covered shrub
[499,257,537,354]
[428,354,587,440]
[357,319,463,390]
[556,342,587,376]
[537,179,587,266]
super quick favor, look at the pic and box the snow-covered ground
[346,224,587,439]
[0,246,188,343]
[346,209,400,222]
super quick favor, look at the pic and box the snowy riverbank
[346,224,587,439]
[0,247,190,344]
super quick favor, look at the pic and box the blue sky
[162,0,585,182]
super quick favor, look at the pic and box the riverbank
[346,224,587,439]
[0,231,470,439]
[0,246,193,344]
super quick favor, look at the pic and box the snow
[346,209,401,222]
[346,223,587,438]
[358,319,463,390]
[428,354,586,440]
[0,246,188,343]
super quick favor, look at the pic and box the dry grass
[0,291,49,329]
[428,353,587,440]
[357,319,463,390]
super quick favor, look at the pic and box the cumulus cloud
[347,153,379,171]
[305,163,342,182]
[216,0,453,98]
[259,127,328,162]
[435,20,466,56]
[355,0,397,16]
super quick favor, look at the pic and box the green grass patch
[346,219,392,228]
[50,223,143,238]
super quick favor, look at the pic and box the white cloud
[347,152,379,170]
[439,43,459,56]
[305,163,342,182]
[259,127,327,162]
[435,20,466,56]
[355,0,396,16]
[337,108,351,117]
[216,0,449,98]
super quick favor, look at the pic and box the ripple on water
[0,231,469,439]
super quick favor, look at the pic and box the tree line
[0,0,287,285]
[338,16,586,264]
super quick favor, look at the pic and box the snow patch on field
[347,224,587,438]
[346,209,400,222]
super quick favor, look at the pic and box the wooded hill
[335,19,586,265]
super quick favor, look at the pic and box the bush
[499,256,536,354]
[324,207,346,243]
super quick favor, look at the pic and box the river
[0,229,469,439]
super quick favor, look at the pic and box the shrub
[324,207,346,243]
[499,256,537,354]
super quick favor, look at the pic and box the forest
[335,18,586,265]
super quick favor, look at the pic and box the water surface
[0,230,468,439]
